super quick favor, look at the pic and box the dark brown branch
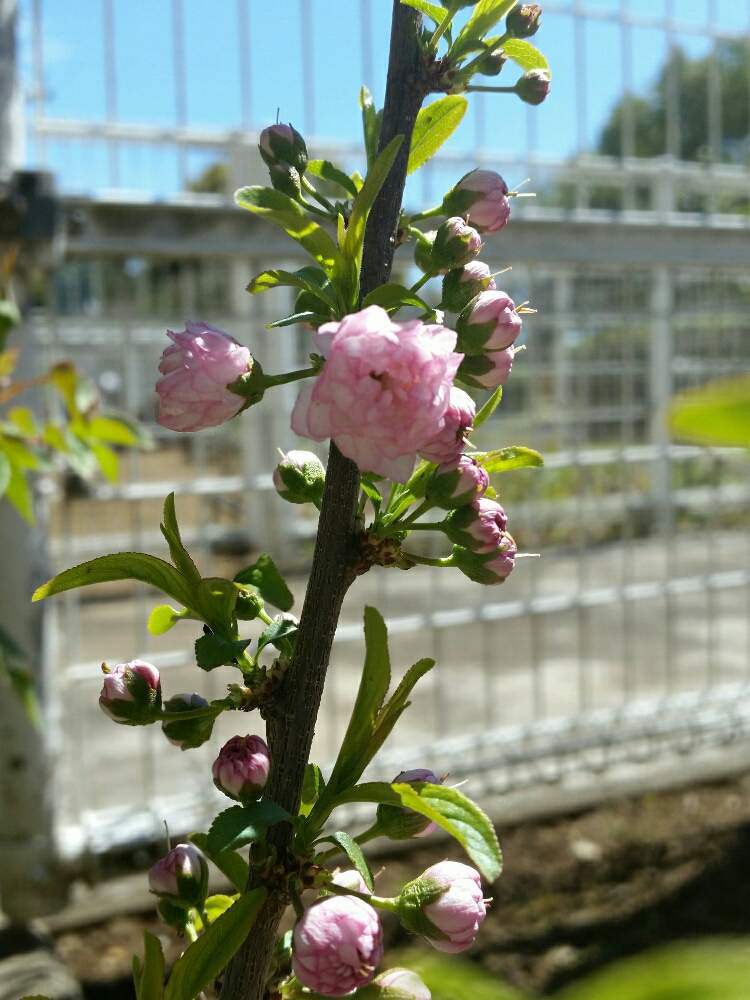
[221,4,425,998]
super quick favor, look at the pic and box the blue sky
[16,1,750,195]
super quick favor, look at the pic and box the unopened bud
[161,692,214,751]
[452,535,517,584]
[515,68,551,106]
[442,170,510,234]
[444,497,508,553]
[212,734,271,802]
[399,861,487,953]
[268,162,302,199]
[456,291,522,354]
[373,968,432,1000]
[377,769,443,840]
[413,230,437,274]
[259,122,308,174]
[458,347,516,390]
[476,48,507,77]
[148,843,209,909]
[507,3,542,39]
[431,217,483,273]
[99,660,161,725]
[273,449,326,505]
[426,456,489,510]
[236,586,264,621]
[441,262,496,313]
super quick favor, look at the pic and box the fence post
[0,0,69,920]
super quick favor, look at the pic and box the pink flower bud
[419,386,475,466]
[507,3,543,38]
[445,497,508,553]
[516,68,551,106]
[331,869,370,895]
[426,455,489,509]
[452,534,518,585]
[374,968,431,1000]
[441,261,496,314]
[148,843,209,908]
[292,895,384,996]
[161,692,214,751]
[377,769,443,840]
[212,734,271,802]
[259,122,308,174]
[443,170,510,233]
[291,306,463,483]
[273,449,325,505]
[420,861,487,954]
[431,217,483,273]
[457,291,522,354]
[156,321,253,432]
[458,347,515,390]
[99,660,161,725]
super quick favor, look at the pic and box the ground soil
[17,775,750,998]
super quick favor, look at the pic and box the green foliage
[502,39,549,73]
[359,87,383,168]
[161,493,201,584]
[0,624,41,728]
[256,616,298,656]
[206,803,290,855]
[473,386,503,429]
[300,763,325,817]
[234,554,294,612]
[669,375,750,449]
[399,0,446,24]
[163,888,266,1000]
[195,634,251,671]
[189,832,249,893]
[133,931,166,1000]
[396,951,523,1000]
[318,832,375,892]
[362,283,432,314]
[451,0,517,59]
[307,160,360,198]
[408,96,468,175]
[246,266,338,312]
[476,446,544,473]
[32,552,194,607]
[147,604,188,636]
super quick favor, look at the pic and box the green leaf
[87,414,148,447]
[164,888,266,1000]
[49,362,99,416]
[0,451,10,498]
[202,893,238,925]
[326,607,392,797]
[195,577,239,632]
[4,459,33,522]
[502,38,550,72]
[256,616,298,656]
[473,386,503,430]
[408,96,468,175]
[32,552,194,607]
[206,803,290,855]
[190,833,249,893]
[452,0,517,58]
[400,0,447,23]
[394,782,502,881]
[160,493,201,584]
[359,476,382,512]
[134,931,165,1000]
[147,604,187,636]
[195,634,251,671]
[246,266,338,310]
[89,440,119,483]
[266,310,328,329]
[307,160,359,198]
[366,657,434,765]
[362,283,432,313]
[300,763,324,818]
[234,554,294,612]
[320,832,374,892]
[8,406,38,437]
[476,446,544,474]
[342,134,404,285]
[359,86,382,169]
[669,374,750,449]
[0,660,41,728]
[234,186,342,274]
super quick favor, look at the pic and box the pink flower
[374,968,431,999]
[457,291,523,353]
[293,895,384,996]
[421,861,487,954]
[483,536,517,581]
[99,660,161,725]
[445,497,508,553]
[419,387,475,465]
[212,734,271,802]
[445,170,510,233]
[292,306,463,482]
[426,455,489,509]
[148,843,208,906]
[156,321,252,432]
[458,347,515,390]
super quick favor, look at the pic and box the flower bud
[452,535,517,584]
[398,861,487,954]
[99,660,161,725]
[148,843,209,909]
[456,291,522,354]
[373,968,431,1000]
[458,348,515,390]
[268,162,303,199]
[515,68,551,106]
[258,122,308,174]
[235,586,264,621]
[476,48,507,77]
[413,230,437,274]
[431,217,482,273]
[444,497,508,553]
[442,170,510,234]
[419,386,476,466]
[161,692,214,751]
[441,261,496,313]
[273,449,325,505]
[212,734,271,802]
[331,869,370,894]
[377,769,442,840]
[156,321,253,432]
[426,456,489,510]
[292,895,384,996]
[507,3,542,38]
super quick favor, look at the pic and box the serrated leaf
[206,803,290,855]
[234,186,342,274]
[408,96,468,175]
[134,931,165,1000]
[234,554,294,611]
[195,633,251,671]
[362,283,431,313]
[477,446,543,474]
[400,0,446,23]
[190,832,249,893]
[320,832,374,892]
[256,616,298,656]
[473,386,503,430]
[164,888,266,1000]
[502,38,550,72]
[307,160,359,198]
[246,266,337,310]
[160,493,201,584]
[452,0,517,59]
[669,374,750,449]
[32,552,194,606]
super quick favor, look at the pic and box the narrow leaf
[400,0,446,23]
[408,96,468,175]
[476,446,544,474]
[321,832,374,892]
[502,38,550,72]
[366,658,435,763]
[266,310,328,329]
[473,386,503,430]
[452,0,517,58]
[307,160,359,198]
[343,135,404,271]
[32,552,194,607]
[206,803,290,855]
[160,493,202,583]
[164,888,267,1000]
[300,763,324,818]
[135,931,165,1000]
[190,832,249,893]
[359,86,381,168]
[234,554,294,611]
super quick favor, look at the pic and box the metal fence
[6,0,750,874]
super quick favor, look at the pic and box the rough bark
[221,4,426,998]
